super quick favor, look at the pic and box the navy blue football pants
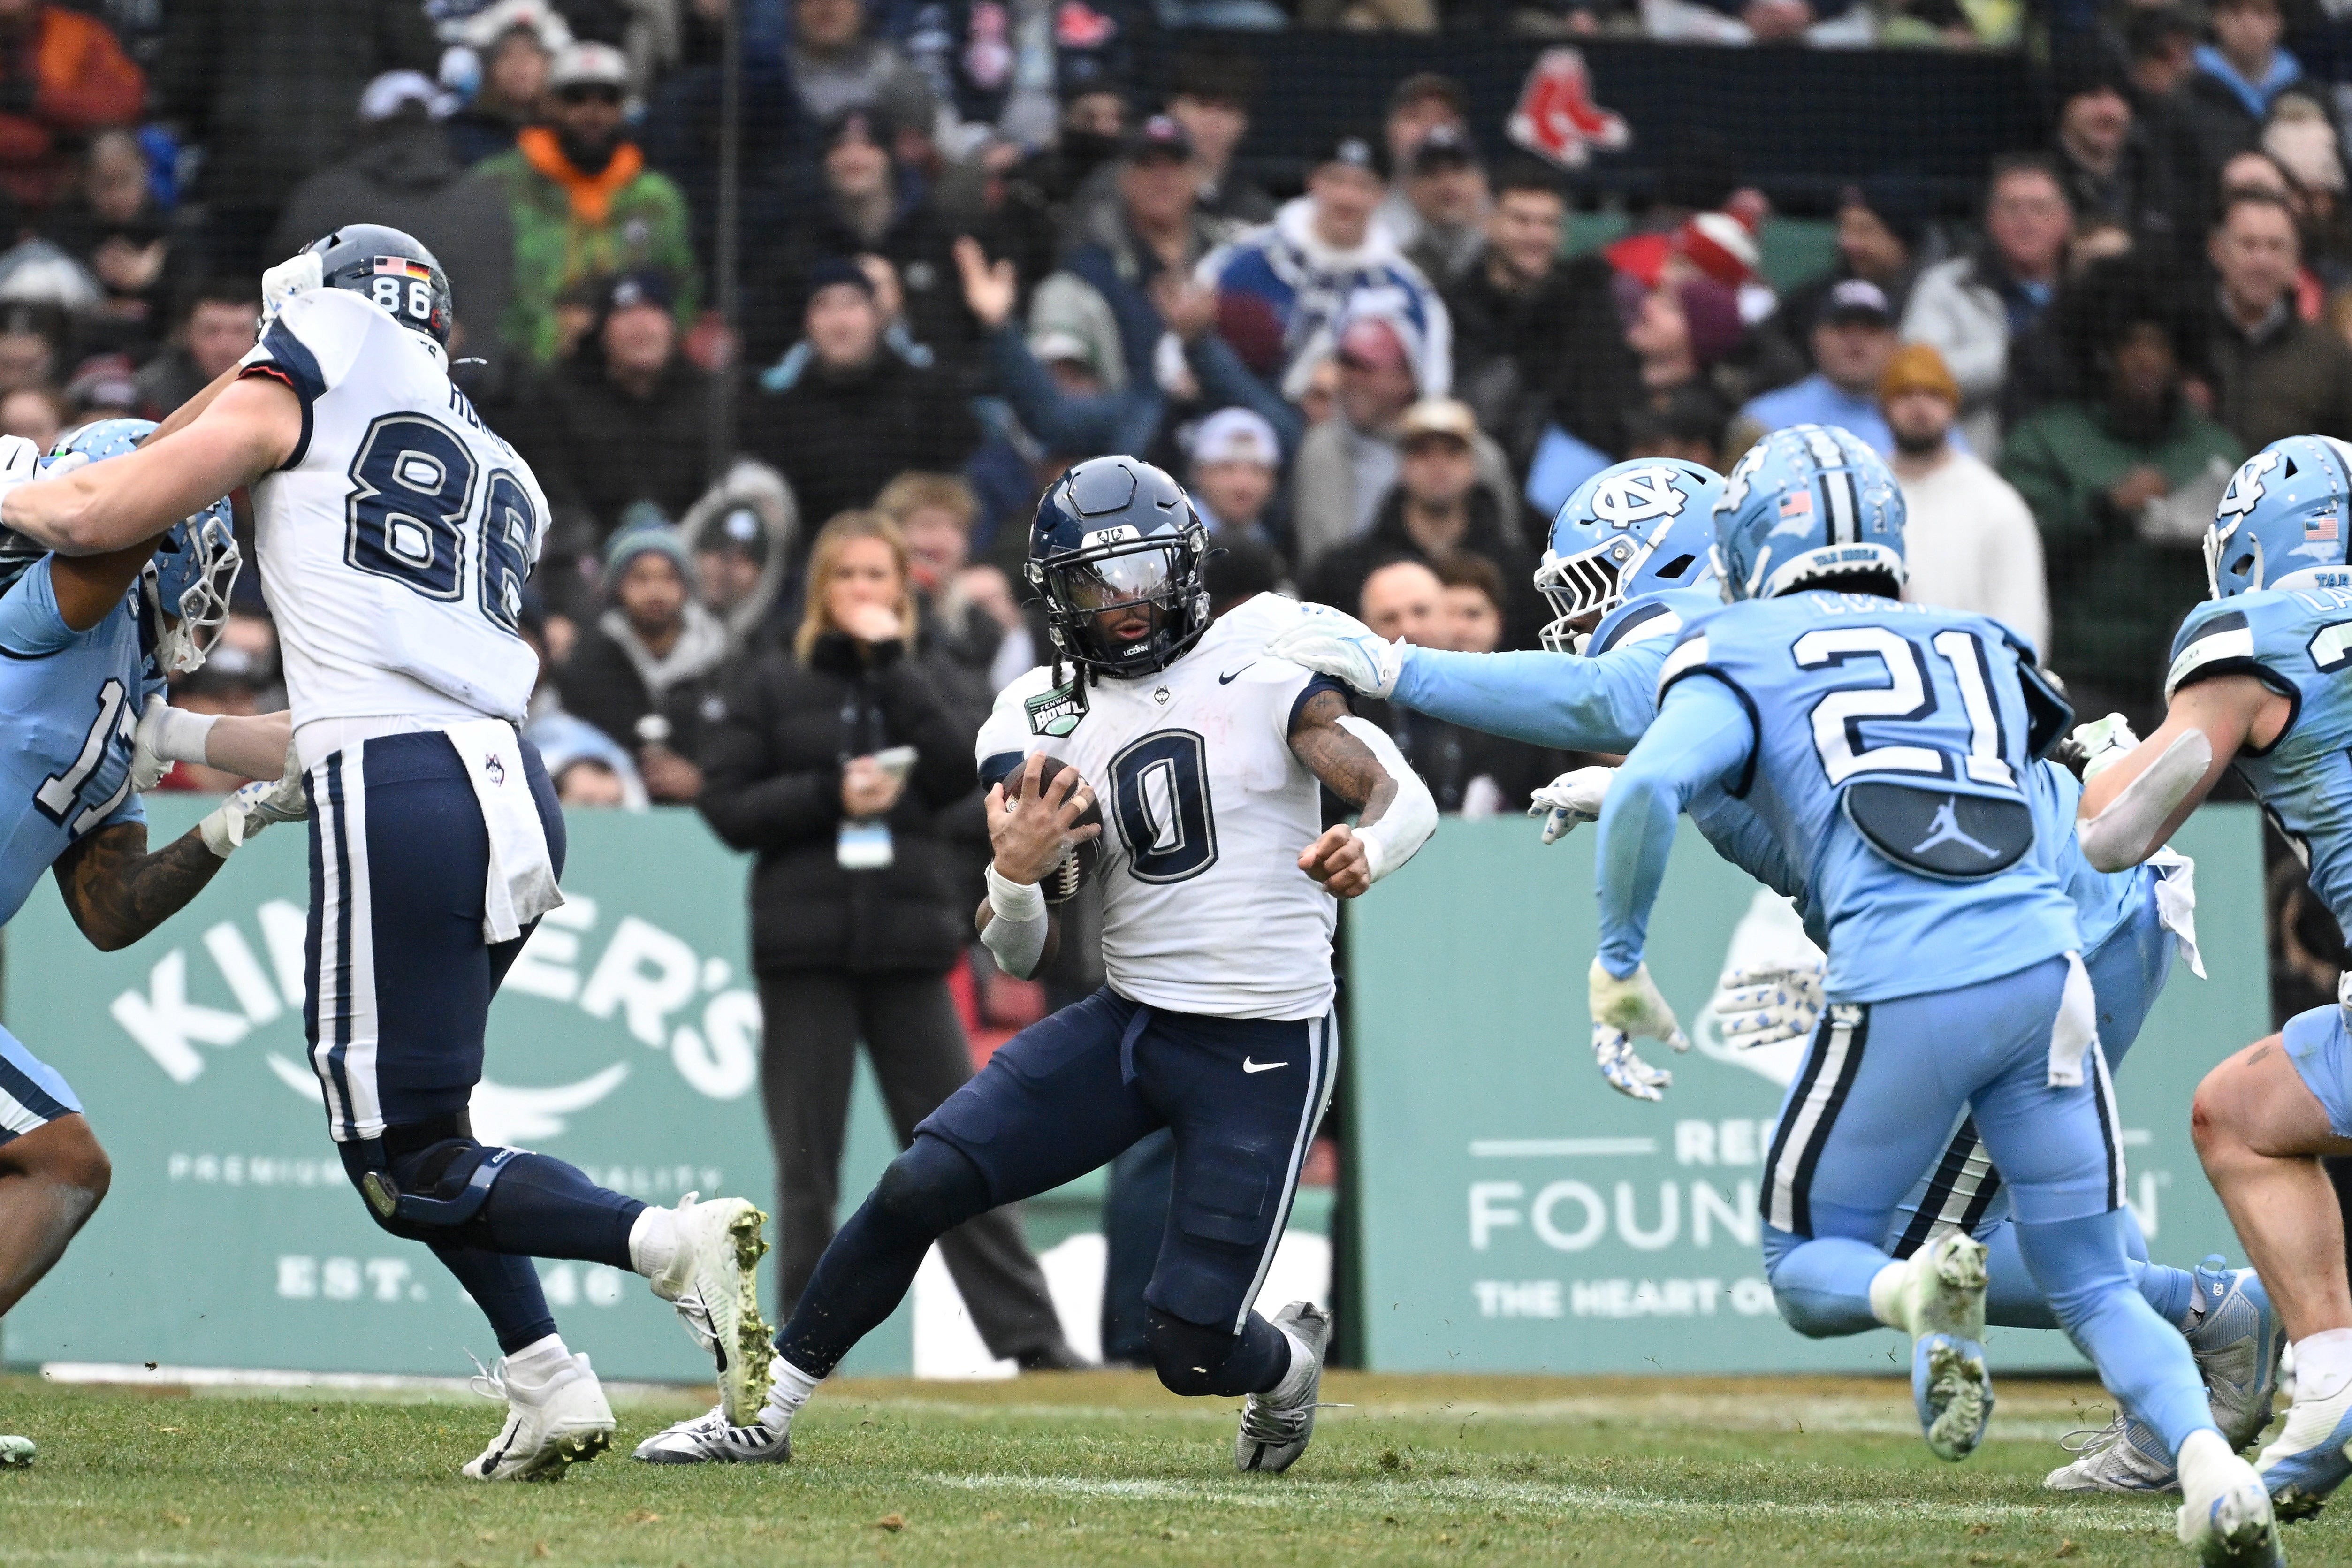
[309,731,643,1353]
[776,987,1337,1395]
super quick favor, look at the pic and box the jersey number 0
[344,413,538,632]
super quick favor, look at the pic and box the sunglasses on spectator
[557,84,624,106]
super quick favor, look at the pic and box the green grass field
[4,1369,2347,1567]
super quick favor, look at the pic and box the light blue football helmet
[2204,434,2352,599]
[1532,458,1722,650]
[57,418,241,672]
[1711,424,1906,601]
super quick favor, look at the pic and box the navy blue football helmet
[1027,456,1211,677]
[304,223,454,346]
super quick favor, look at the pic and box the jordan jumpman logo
[1911,798,1999,860]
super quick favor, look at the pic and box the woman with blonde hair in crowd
[697,510,1082,1370]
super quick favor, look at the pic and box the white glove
[0,432,42,493]
[260,251,323,327]
[197,749,308,857]
[1265,606,1407,699]
[129,694,220,792]
[2071,712,2141,782]
[1589,957,1688,1102]
[1529,766,1614,844]
[1713,955,1827,1050]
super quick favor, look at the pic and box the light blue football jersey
[2169,586,2352,927]
[1655,591,2081,1002]
[1395,586,1807,905]
[0,559,156,927]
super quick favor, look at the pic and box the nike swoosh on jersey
[1241,1057,1289,1073]
[1219,663,1256,684]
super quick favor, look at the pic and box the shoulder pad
[2165,603,2256,700]
[1592,587,1717,655]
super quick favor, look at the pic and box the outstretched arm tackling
[52,822,231,952]
[1286,687,1436,898]
[1586,677,1755,1103]
[2075,676,2286,872]
[0,376,298,556]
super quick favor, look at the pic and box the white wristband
[156,707,221,766]
[981,862,1050,978]
[198,802,242,858]
[1333,715,1437,884]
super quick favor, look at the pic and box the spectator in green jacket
[1999,271,2243,726]
[478,40,696,365]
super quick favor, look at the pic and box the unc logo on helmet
[2203,435,2352,598]
[1027,456,1212,682]
[1711,425,1906,602]
[2217,449,2280,520]
[1534,458,1721,649]
[1588,467,1690,529]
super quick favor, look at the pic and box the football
[1029,753,1104,904]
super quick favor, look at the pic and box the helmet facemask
[144,508,242,673]
[1030,527,1210,677]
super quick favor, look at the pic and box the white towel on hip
[447,717,563,943]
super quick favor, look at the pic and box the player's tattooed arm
[52,822,228,951]
[1288,688,1395,816]
[1289,688,1415,899]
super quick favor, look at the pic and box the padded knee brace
[869,1134,995,1241]
[336,1114,518,1244]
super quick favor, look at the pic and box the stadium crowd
[14,0,2352,1348]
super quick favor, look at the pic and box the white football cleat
[460,1352,614,1481]
[2256,1373,2352,1521]
[2046,1411,2178,1493]
[632,1392,792,1466]
[0,1436,33,1467]
[1236,1302,1333,1475]
[2178,1449,2283,1567]
[1888,1232,1993,1461]
[647,1192,774,1426]
[2046,1263,2284,1496]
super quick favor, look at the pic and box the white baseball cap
[549,40,630,91]
[1192,406,1280,470]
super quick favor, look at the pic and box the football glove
[1529,766,1614,844]
[1264,606,1406,699]
[197,749,308,857]
[1589,957,1688,1103]
[2067,712,2140,782]
[1713,955,1827,1050]
[260,251,323,327]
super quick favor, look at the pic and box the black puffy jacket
[697,631,977,976]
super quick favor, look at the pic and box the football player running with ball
[1591,428,2280,1565]
[635,456,1437,1473]
[0,226,770,1481]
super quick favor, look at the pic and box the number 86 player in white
[0,225,775,1482]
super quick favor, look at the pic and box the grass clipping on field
[2,1369,2344,1566]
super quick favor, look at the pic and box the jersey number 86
[343,412,537,633]
[369,274,435,326]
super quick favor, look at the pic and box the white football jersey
[976,594,1340,1020]
[240,288,547,738]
